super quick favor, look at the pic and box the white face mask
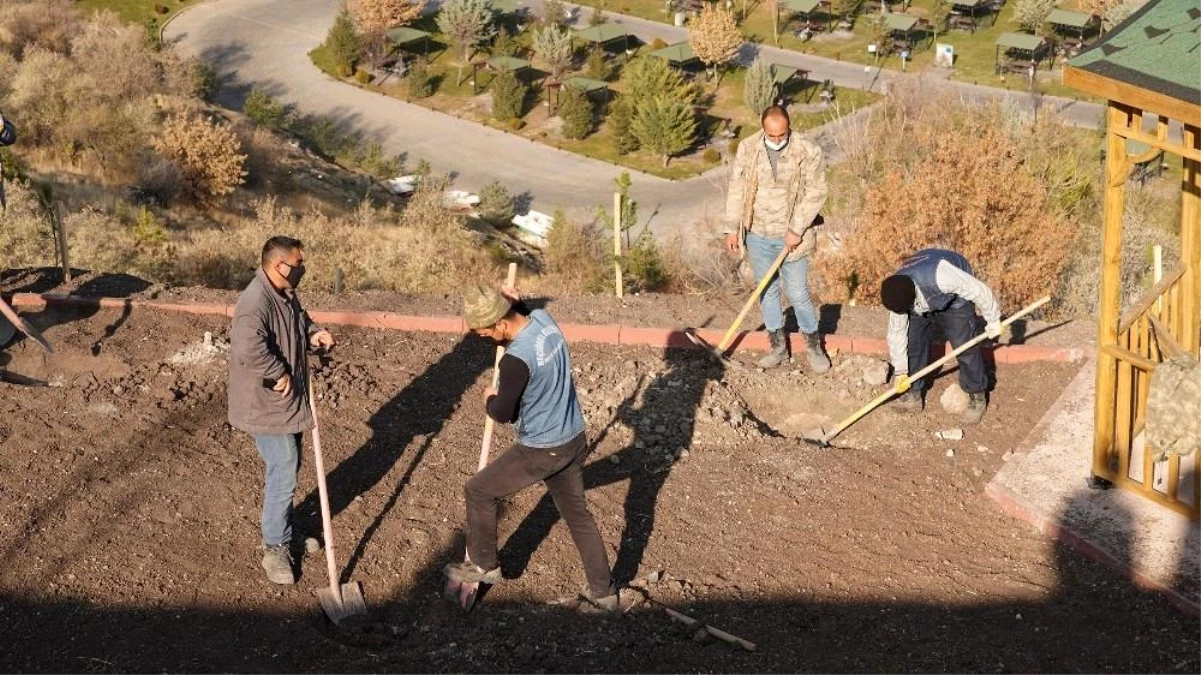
[764,135,789,151]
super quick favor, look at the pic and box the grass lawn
[311,27,878,180]
[578,0,1097,100]
[75,0,186,25]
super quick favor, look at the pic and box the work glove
[985,321,1002,341]
[893,374,911,394]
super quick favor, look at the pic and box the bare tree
[687,3,743,80]
[531,24,573,79]
[436,0,496,61]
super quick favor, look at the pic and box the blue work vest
[505,310,584,448]
[897,248,972,313]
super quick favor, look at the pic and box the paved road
[165,0,1107,234]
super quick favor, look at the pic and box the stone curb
[7,293,1093,363]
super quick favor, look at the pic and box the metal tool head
[683,329,742,369]
[442,576,490,612]
[316,581,367,625]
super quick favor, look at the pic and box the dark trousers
[907,302,988,395]
[465,432,614,598]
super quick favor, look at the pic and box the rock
[945,449,955,457]
[940,383,971,414]
[675,449,690,460]
[1002,450,1014,461]
[860,359,890,386]
[609,455,621,464]
[936,428,964,441]
[645,570,663,583]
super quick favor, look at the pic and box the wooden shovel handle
[308,379,343,602]
[0,296,54,352]
[821,295,1051,444]
[718,247,790,352]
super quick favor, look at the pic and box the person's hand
[483,385,497,402]
[273,373,293,397]
[985,322,1002,341]
[724,232,740,256]
[500,286,521,301]
[784,229,802,251]
[310,330,335,351]
[893,373,911,394]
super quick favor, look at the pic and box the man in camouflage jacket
[723,105,831,371]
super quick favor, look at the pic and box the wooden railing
[1095,263,1200,519]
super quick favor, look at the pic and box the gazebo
[648,41,699,69]
[783,0,829,31]
[949,0,993,31]
[994,31,1050,74]
[573,23,632,54]
[469,55,532,94]
[883,13,920,51]
[1063,0,1200,519]
[1046,8,1099,52]
[386,26,432,61]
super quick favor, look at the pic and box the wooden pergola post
[1181,124,1201,355]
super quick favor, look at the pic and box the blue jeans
[254,433,303,547]
[746,231,818,334]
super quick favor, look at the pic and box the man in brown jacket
[228,236,334,584]
[724,105,831,372]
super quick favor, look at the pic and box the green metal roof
[951,0,989,9]
[573,23,631,43]
[490,0,518,13]
[564,76,610,92]
[648,41,696,64]
[1067,0,1201,107]
[784,0,823,14]
[487,55,531,71]
[997,31,1047,52]
[884,13,919,32]
[1046,8,1095,28]
[770,64,799,85]
[386,27,431,46]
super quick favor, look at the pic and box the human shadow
[498,346,725,586]
[297,335,492,579]
[0,269,153,355]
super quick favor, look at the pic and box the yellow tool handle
[718,247,790,352]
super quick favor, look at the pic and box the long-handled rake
[309,379,368,625]
[805,295,1051,448]
[443,263,517,612]
[685,248,789,364]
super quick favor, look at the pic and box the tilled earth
[0,305,1196,673]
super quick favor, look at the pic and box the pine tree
[436,0,496,61]
[620,55,698,108]
[490,70,527,121]
[608,97,638,155]
[324,8,362,75]
[558,85,594,139]
[631,97,696,166]
[743,56,775,118]
[531,24,573,79]
[478,179,514,223]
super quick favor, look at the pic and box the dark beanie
[880,275,916,314]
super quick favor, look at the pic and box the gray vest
[898,248,971,313]
[506,309,584,448]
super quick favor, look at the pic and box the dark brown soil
[0,303,1193,673]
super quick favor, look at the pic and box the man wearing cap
[443,284,617,611]
[879,248,1002,424]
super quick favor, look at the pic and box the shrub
[702,147,720,163]
[154,4,169,14]
[625,228,670,291]
[585,48,609,80]
[154,113,248,203]
[491,26,518,57]
[649,37,668,50]
[491,70,527,121]
[137,154,183,205]
[323,8,361,73]
[355,68,373,83]
[408,62,435,97]
[507,117,525,131]
[243,87,287,130]
[608,97,638,155]
[543,208,606,291]
[478,179,514,224]
[191,60,220,102]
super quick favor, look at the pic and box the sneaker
[261,544,295,585]
[895,388,924,412]
[442,560,503,585]
[803,332,831,374]
[963,392,988,425]
[757,329,788,369]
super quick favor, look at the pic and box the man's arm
[231,307,289,382]
[788,140,828,237]
[723,139,752,235]
[486,354,529,424]
[0,112,15,147]
[936,262,1001,325]
[887,311,910,375]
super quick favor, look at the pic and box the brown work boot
[803,332,831,374]
[579,586,620,614]
[757,329,788,369]
[442,560,503,585]
[963,392,988,425]
[894,389,924,413]
[261,544,295,585]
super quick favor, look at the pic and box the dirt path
[0,305,1194,672]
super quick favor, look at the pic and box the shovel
[0,296,54,352]
[805,295,1051,448]
[443,263,518,612]
[686,247,789,364]
[308,379,368,625]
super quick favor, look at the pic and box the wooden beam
[1093,102,1128,479]
[1118,262,1186,333]
[1111,125,1201,163]
[1063,66,1201,127]
[1181,125,1201,356]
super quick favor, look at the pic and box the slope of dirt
[0,305,1193,673]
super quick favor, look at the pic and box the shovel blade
[442,575,489,612]
[684,330,740,369]
[316,582,367,625]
